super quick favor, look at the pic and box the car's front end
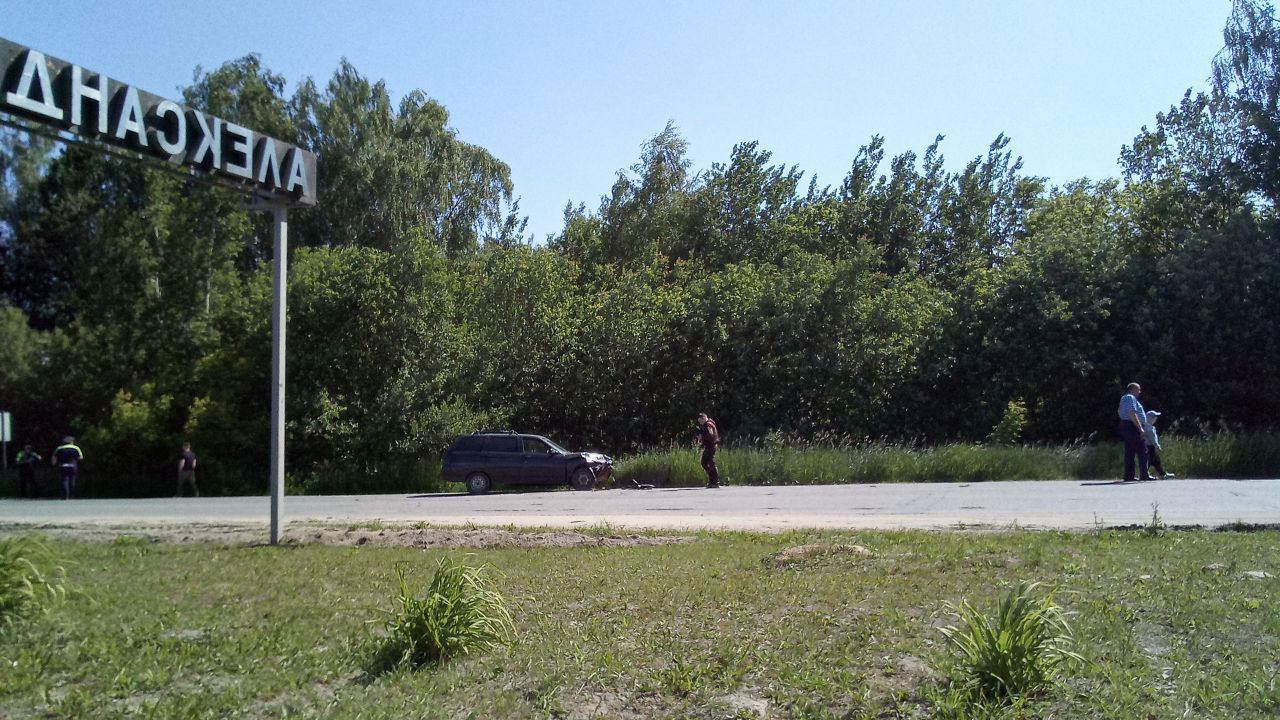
[575,451,614,482]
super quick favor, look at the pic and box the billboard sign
[0,38,317,207]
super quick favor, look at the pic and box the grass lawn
[1,527,1277,719]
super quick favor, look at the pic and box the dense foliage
[2,2,1278,495]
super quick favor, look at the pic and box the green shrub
[371,557,513,672]
[940,582,1081,700]
[0,536,68,627]
[987,400,1028,445]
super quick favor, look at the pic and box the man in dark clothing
[1117,383,1154,483]
[177,442,199,497]
[16,445,42,498]
[52,436,83,500]
[696,413,721,488]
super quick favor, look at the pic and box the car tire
[570,467,596,491]
[465,472,492,495]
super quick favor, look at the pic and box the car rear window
[451,436,483,452]
[481,435,520,453]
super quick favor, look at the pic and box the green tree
[291,61,516,254]
[681,141,803,266]
[597,121,693,265]
[1214,0,1280,206]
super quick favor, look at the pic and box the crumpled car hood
[573,451,612,465]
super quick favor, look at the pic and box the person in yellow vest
[52,436,83,500]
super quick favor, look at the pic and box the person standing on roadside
[696,412,721,488]
[176,442,199,497]
[1117,383,1154,483]
[16,445,42,498]
[52,436,83,500]
[1144,411,1174,480]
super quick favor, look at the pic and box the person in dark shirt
[16,445,42,498]
[176,442,199,497]
[52,436,83,500]
[696,413,721,488]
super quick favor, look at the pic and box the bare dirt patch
[563,691,643,720]
[769,542,873,566]
[0,522,689,549]
[866,654,943,699]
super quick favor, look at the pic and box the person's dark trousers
[177,470,199,497]
[17,469,36,498]
[1118,423,1149,481]
[59,467,76,500]
[1147,445,1166,477]
[701,445,720,487]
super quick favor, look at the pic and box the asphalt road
[2,478,1278,532]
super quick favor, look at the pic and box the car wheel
[465,472,492,495]
[570,467,596,491]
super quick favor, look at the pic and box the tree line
[2,1,1278,495]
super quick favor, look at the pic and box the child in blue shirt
[1144,411,1174,479]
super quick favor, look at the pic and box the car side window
[452,436,483,452]
[482,436,520,453]
[522,437,551,454]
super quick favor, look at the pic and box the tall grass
[613,432,1280,486]
[0,536,68,627]
[370,557,513,673]
[940,582,1082,700]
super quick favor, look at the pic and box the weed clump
[0,536,68,627]
[939,582,1081,701]
[371,556,513,672]
[986,399,1028,445]
[1143,503,1166,537]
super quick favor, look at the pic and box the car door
[443,435,484,483]
[480,435,521,483]
[519,436,561,484]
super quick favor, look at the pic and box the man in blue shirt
[1117,383,1154,482]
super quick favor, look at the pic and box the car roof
[469,431,548,439]
[471,430,517,435]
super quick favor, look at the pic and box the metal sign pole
[270,207,288,544]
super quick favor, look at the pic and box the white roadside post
[270,206,288,545]
[1,411,10,471]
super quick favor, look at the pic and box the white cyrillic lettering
[222,122,253,179]
[4,50,63,120]
[69,65,108,133]
[187,110,221,168]
[113,86,148,147]
[152,100,186,158]
[285,148,309,195]
[255,137,282,188]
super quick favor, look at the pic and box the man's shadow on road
[1079,479,1156,486]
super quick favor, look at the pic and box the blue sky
[3,1,1229,240]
